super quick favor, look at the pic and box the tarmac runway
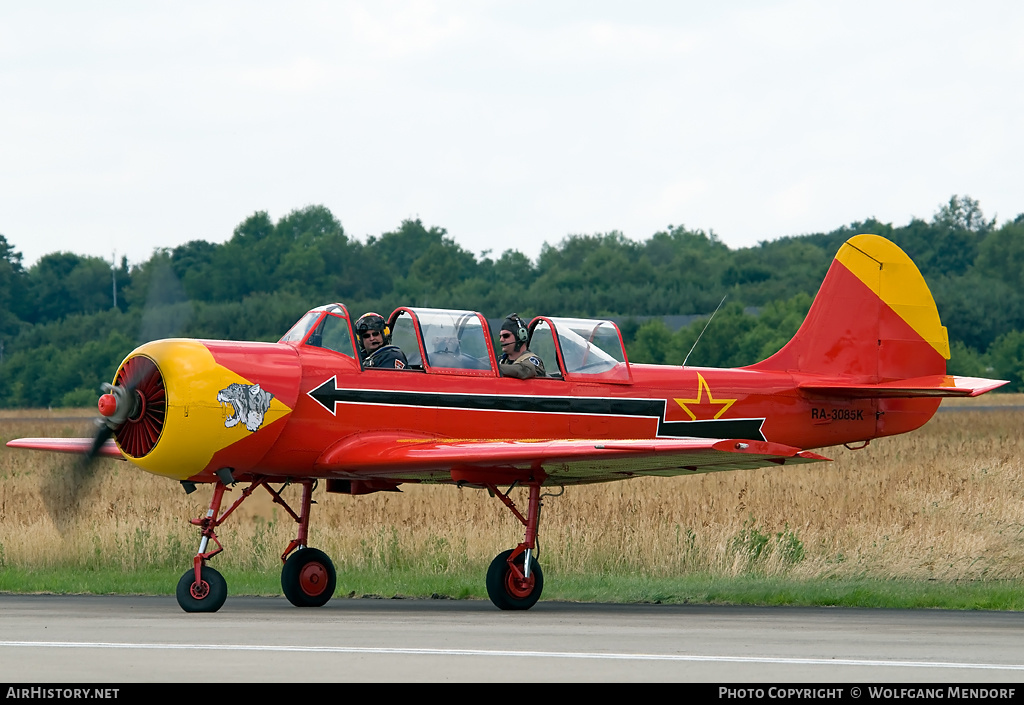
[1,594,1023,683]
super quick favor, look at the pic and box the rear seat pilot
[498,313,545,379]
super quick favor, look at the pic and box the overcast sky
[2,1,1022,267]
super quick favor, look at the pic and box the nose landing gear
[175,477,336,613]
[176,565,227,613]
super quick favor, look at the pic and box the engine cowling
[108,339,300,481]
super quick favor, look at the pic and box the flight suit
[364,345,408,369]
[499,350,546,379]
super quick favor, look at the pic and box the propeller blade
[41,434,105,534]
[85,423,114,464]
[42,260,183,531]
[43,375,137,531]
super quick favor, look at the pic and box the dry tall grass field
[1,398,1022,584]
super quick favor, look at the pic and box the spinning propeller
[95,355,166,458]
[43,258,186,526]
[42,355,167,531]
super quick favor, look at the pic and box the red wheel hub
[505,569,535,599]
[299,562,328,597]
[189,580,211,600]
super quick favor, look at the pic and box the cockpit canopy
[389,307,495,373]
[529,317,632,383]
[279,304,356,358]
[280,304,631,382]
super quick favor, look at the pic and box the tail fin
[750,234,1005,398]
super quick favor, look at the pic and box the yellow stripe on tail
[836,234,950,360]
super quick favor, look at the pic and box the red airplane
[7,234,1006,612]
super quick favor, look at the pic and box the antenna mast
[682,295,727,367]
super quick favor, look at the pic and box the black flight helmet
[355,312,391,351]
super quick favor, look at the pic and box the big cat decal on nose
[218,383,275,432]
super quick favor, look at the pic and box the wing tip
[6,437,123,458]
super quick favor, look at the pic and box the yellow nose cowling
[116,339,298,481]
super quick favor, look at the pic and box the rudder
[749,234,949,381]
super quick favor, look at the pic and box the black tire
[176,566,227,613]
[281,547,337,607]
[486,548,543,611]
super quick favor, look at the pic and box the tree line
[1,195,1022,407]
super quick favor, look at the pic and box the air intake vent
[114,356,166,457]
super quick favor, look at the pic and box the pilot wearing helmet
[498,313,545,379]
[355,312,408,370]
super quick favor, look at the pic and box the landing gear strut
[176,481,230,613]
[485,482,545,610]
[175,477,336,613]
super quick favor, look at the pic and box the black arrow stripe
[308,377,766,441]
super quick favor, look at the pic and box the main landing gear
[175,477,337,613]
[483,482,547,610]
[281,547,337,607]
[175,475,553,612]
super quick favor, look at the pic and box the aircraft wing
[800,374,1008,398]
[5,437,124,458]
[317,435,828,485]
[5,435,828,485]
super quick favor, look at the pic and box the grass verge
[2,566,1023,611]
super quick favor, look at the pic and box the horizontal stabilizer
[800,375,1009,398]
[5,437,124,458]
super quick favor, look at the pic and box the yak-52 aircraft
[8,234,1007,612]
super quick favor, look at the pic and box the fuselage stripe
[308,378,767,441]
